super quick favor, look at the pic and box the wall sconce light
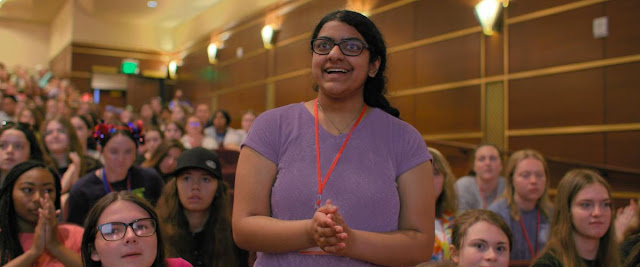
[168,60,178,79]
[474,0,508,36]
[261,24,278,49]
[207,43,218,64]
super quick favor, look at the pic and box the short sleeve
[242,109,281,164]
[394,120,431,177]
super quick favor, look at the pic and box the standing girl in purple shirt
[233,10,434,266]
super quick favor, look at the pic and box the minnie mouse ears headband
[93,120,145,147]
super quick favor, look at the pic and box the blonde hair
[429,147,457,217]
[535,169,620,267]
[502,149,552,220]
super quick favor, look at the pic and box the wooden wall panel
[509,5,604,72]
[223,24,264,60]
[277,0,345,42]
[274,75,315,107]
[509,134,605,165]
[606,131,640,170]
[427,138,482,178]
[413,0,478,39]
[50,45,72,78]
[508,0,580,17]
[415,34,481,87]
[274,39,310,76]
[605,0,640,58]
[605,62,640,124]
[69,77,91,93]
[386,49,416,92]
[509,69,604,129]
[217,85,266,129]
[228,53,268,85]
[70,53,122,73]
[485,34,504,76]
[414,86,481,134]
[126,77,161,111]
[388,95,415,126]
[370,3,415,47]
[212,65,233,89]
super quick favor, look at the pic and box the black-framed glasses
[311,38,368,56]
[96,218,157,241]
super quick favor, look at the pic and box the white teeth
[326,69,347,73]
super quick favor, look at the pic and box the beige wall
[0,19,50,68]
[49,0,73,60]
[171,0,282,52]
[72,1,173,52]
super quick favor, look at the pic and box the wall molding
[507,123,640,137]
[423,132,483,140]
[507,0,609,25]
[72,47,169,61]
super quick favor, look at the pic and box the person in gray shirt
[489,149,553,261]
[456,143,505,212]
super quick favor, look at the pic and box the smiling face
[176,169,218,213]
[12,168,56,230]
[451,221,510,267]
[311,21,380,100]
[0,129,31,172]
[91,200,157,267]
[571,183,612,241]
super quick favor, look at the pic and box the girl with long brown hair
[531,169,620,267]
[488,149,553,260]
[156,148,247,267]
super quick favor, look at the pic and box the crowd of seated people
[1,57,639,267]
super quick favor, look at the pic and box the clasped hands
[309,200,351,255]
[29,192,63,257]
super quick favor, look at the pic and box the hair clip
[93,121,145,146]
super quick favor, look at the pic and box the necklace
[317,101,364,134]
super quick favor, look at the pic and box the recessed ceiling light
[147,1,158,8]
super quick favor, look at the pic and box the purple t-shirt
[244,103,431,266]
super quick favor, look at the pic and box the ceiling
[0,0,232,27]
[0,0,66,23]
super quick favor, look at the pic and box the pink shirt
[167,257,193,267]
[19,224,84,267]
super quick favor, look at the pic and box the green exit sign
[121,59,139,75]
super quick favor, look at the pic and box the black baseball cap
[173,147,222,179]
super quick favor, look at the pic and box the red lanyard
[519,209,540,258]
[314,98,366,209]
